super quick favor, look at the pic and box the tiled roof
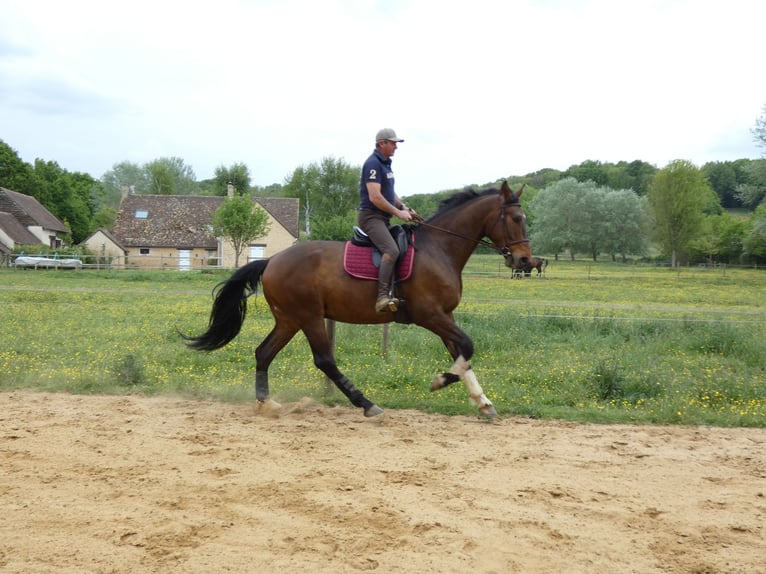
[255,197,299,238]
[0,187,70,233]
[0,211,42,245]
[0,211,41,245]
[112,194,299,248]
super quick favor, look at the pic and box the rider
[358,128,417,313]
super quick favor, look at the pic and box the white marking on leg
[450,355,470,377]
[463,367,493,410]
[432,355,470,391]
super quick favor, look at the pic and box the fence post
[382,324,389,357]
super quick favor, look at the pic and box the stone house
[0,187,70,253]
[80,228,128,267]
[111,193,299,269]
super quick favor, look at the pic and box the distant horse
[527,256,548,276]
[182,181,531,418]
[514,256,548,278]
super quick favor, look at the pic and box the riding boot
[375,255,399,313]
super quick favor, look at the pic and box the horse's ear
[500,180,512,201]
[500,180,524,201]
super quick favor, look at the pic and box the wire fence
[2,251,764,279]
[0,253,248,271]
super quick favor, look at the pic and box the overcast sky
[1,0,764,196]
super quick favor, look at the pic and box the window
[139,248,150,256]
[135,210,148,219]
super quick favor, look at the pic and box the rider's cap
[375,128,404,143]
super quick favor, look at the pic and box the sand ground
[1,391,765,573]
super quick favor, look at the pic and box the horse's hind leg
[253,323,299,416]
[301,321,383,417]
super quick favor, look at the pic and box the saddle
[343,225,415,281]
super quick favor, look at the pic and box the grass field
[1,257,764,426]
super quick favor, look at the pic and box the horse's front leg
[428,319,498,418]
[431,355,498,418]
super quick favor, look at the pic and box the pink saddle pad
[343,242,415,281]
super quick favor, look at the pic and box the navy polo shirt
[359,149,396,216]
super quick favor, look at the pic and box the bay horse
[182,181,531,418]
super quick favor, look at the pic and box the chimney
[227,181,234,198]
[121,184,130,201]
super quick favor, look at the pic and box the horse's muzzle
[505,254,530,269]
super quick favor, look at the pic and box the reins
[413,200,529,256]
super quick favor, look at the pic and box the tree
[529,178,575,259]
[703,161,741,209]
[576,186,608,261]
[561,159,657,196]
[0,140,39,195]
[752,103,766,152]
[647,160,718,266]
[528,178,598,260]
[33,159,98,243]
[404,190,452,219]
[564,160,608,186]
[743,204,766,263]
[735,159,766,209]
[282,156,359,237]
[283,164,319,236]
[621,160,658,196]
[690,211,749,263]
[213,163,251,196]
[529,178,649,261]
[310,212,358,241]
[600,189,649,262]
[212,196,271,267]
[145,157,199,195]
[100,161,148,206]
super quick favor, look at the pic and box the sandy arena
[1,391,764,573]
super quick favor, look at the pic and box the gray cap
[375,128,404,142]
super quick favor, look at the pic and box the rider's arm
[366,182,411,220]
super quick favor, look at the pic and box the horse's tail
[181,259,270,351]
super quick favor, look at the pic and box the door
[248,244,266,262]
[178,249,191,271]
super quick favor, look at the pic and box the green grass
[1,258,764,426]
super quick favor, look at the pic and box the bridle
[414,197,530,257]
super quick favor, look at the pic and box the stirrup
[375,297,399,313]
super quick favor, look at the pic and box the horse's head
[487,181,531,270]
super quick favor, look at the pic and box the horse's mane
[426,186,503,222]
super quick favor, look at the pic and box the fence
[0,253,243,271]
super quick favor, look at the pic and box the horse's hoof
[430,377,444,392]
[255,398,282,418]
[431,372,459,391]
[364,405,384,417]
[479,405,498,419]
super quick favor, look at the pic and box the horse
[526,256,548,277]
[182,180,531,418]
[513,255,548,278]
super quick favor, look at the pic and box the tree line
[2,104,765,264]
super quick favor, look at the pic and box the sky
[1,0,764,197]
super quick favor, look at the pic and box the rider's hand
[397,208,413,221]
[406,207,424,223]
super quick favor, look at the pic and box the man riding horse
[357,128,420,313]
